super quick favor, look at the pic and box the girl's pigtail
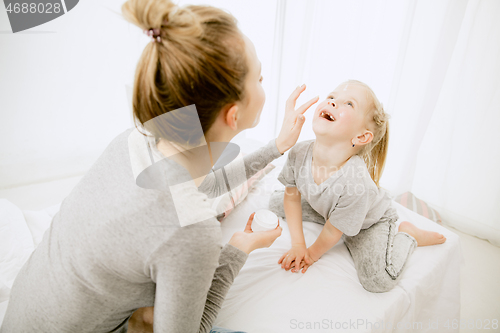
[364,117,389,188]
[342,80,389,188]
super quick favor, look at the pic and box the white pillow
[0,199,35,302]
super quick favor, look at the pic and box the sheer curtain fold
[411,0,500,246]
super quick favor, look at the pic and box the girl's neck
[312,137,355,171]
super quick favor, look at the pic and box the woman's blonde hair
[341,80,390,188]
[121,0,248,146]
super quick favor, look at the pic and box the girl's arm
[284,186,306,246]
[278,186,308,271]
[304,218,343,270]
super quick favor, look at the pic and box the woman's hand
[275,85,319,154]
[278,243,307,271]
[228,212,282,254]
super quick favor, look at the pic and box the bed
[0,139,462,333]
[214,166,462,332]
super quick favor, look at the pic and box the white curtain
[410,0,500,246]
[2,0,498,245]
[265,0,500,245]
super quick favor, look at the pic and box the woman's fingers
[296,95,320,115]
[285,84,306,111]
[275,84,318,154]
[243,212,256,233]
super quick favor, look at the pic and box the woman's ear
[356,130,374,146]
[225,104,239,131]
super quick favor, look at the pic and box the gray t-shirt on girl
[1,128,283,333]
[277,139,398,236]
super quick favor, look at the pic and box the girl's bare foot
[398,221,446,246]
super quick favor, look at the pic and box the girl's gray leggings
[269,190,417,293]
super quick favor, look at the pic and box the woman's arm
[197,138,283,198]
[199,243,248,332]
[198,85,318,198]
[144,221,246,333]
[135,214,281,333]
[128,244,246,333]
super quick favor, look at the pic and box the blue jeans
[210,326,246,333]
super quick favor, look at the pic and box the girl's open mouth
[319,110,335,122]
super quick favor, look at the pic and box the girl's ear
[224,104,239,130]
[356,130,374,145]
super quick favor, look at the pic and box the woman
[0,0,318,332]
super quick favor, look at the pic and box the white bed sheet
[0,165,462,332]
[216,170,462,333]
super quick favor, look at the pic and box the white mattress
[0,164,462,332]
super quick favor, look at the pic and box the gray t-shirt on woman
[276,139,398,236]
[1,128,283,333]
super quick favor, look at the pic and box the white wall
[0,0,139,188]
[0,0,280,189]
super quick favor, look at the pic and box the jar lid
[254,209,278,227]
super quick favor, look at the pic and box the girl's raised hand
[275,85,319,154]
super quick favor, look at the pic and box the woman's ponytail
[121,0,248,146]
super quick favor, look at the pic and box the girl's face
[312,83,370,144]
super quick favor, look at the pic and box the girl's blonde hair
[121,0,248,146]
[341,80,390,188]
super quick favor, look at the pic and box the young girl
[269,80,446,293]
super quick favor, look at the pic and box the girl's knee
[358,271,398,293]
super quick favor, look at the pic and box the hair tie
[143,28,161,43]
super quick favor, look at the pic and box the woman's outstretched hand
[229,212,282,254]
[275,85,319,154]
